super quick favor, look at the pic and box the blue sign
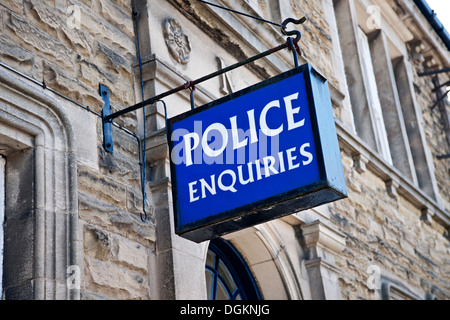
[167,64,347,242]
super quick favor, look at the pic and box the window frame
[357,26,393,165]
[333,0,440,200]
[205,238,261,300]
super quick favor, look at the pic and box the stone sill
[335,119,450,230]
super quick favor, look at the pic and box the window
[357,27,393,165]
[205,238,261,300]
[333,0,439,199]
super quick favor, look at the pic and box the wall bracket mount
[99,17,306,153]
[100,84,114,153]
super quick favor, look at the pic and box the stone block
[98,146,140,185]
[420,207,434,225]
[98,0,134,38]
[126,187,143,216]
[85,257,149,300]
[353,153,369,173]
[79,191,156,243]
[0,0,22,15]
[385,179,399,199]
[0,35,35,72]
[113,235,148,272]
[78,165,127,210]
[78,4,135,58]
[84,225,111,260]
[95,42,131,76]
[84,224,148,272]
[54,0,67,12]
[4,11,75,71]
[252,260,288,300]
[43,60,102,110]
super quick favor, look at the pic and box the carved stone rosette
[163,18,191,65]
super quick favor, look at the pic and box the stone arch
[223,220,306,300]
[0,68,80,300]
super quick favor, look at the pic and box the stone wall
[0,0,448,300]
[412,56,450,212]
[332,149,450,299]
[329,0,450,299]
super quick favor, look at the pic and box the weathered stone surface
[5,11,75,71]
[85,256,149,300]
[78,165,128,210]
[78,58,117,87]
[79,192,156,243]
[0,0,22,15]
[331,148,450,299]
[84,225,148,272]
[24,0,93,54]
[98,0,134,38]
[43,60,103,109]
[0,35,35,69]
[82,222,153,300]
[1,0,448,301]
[78,3,135,59]
[95,42,130,75]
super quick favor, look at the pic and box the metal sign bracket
[99,17,306,154]
[100,84,114,153]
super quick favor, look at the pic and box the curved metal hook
[141,198,153,223]
[137,134,151,223]
[281,17,306,42]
